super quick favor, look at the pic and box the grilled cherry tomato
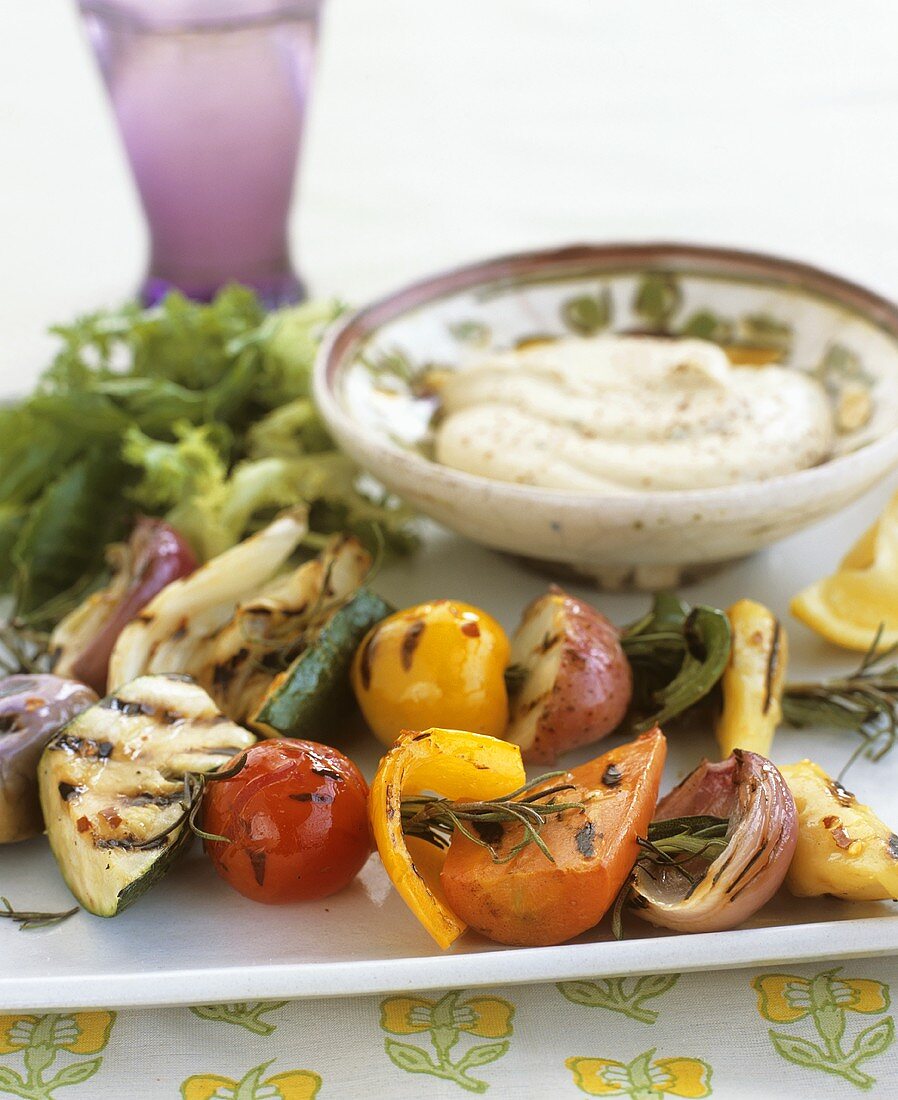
[202,739,371,903]
[350,599,510,746]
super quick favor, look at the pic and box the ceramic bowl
[313,243,898,589]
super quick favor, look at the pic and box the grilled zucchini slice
[37,674,256,916]
[252,588,393,739]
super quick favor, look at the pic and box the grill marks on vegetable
[822,814,854,849]
[400,620,426,670]
[358,631,378,691]
[762,619,782,715]
[249,850,267,887]
[311,765,342,781]
[289,791,335,805]
[212,650,249,692]
[576,820,597,858]
[51,734,114,759]
[602,764,622,787]
[100,694,187,726]
[829,779,856,807]
[37,675,256,917]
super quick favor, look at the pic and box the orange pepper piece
[440,728,667,946]
[369,727,525,949]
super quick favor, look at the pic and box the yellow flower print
[181,1060,320,1100]
[0,1011,114,1058]
[566,1049,712,1099]
[380,997,433,1035]
[0,1016,34,1055]
[654,1058,713,1098]
[462,997,513,1039]
[752,968,894,1090]
[380,992,514,1040]
[755,973,888,1023]
[0,1010,116,1099]
[380,989,514,1093]
[183,1074,233,1100]
[566,1057,624,1096]
[56,1012,115,1055]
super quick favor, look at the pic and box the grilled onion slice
[631,750,797,933]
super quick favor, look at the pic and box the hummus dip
[434,335,834,492]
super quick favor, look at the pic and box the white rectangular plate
[2,481,897,1012]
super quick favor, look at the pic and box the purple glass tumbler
[77,0,322,306]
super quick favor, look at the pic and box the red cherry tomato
[202,739,371,904]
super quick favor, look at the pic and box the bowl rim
[313,241,898,512]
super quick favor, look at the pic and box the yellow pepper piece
[351,600,510,747]
[780,760,898,901]
[369,727,525,948]
[791,490,898,652]
[715,598,787,759]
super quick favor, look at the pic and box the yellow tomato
[350,600,510,746]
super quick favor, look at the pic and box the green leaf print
[189,1002,288,1036]
[557,974,680,1024]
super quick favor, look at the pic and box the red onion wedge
[0,674,98,843]
[50,518,197,695]
[631,750,797,933]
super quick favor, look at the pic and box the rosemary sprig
[783,625,898,773]
[0,896,79,931]
[111,752,249,851]
[400,772,583,865]
[636,815,730,880]
[611,814,730,939]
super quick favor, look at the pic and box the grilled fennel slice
[108,509,309,691]
[37,675,256,916]
[108,510,373,727]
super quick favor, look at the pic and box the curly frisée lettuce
[121,419,409,563]
[1,288,416,620]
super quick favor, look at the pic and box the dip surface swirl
[433,335,835,492]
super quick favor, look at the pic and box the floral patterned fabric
[2,960,898,1098]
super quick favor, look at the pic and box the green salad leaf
[13,451,127,618]
[1,288,416,617]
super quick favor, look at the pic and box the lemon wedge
[790,491,898,652]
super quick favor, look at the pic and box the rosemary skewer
[782,626,898,772]
[400,772,583,865]
[108,752,250,852]
[635,815,730,880]
[0,897,79,931]
[611,814,730,939]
